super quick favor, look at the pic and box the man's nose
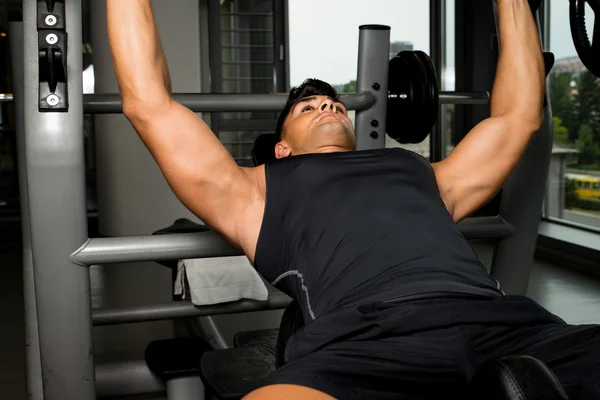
[320,100,335,112]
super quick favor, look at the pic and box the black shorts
[265,295,600,400]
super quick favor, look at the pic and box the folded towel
[175,256,269,306]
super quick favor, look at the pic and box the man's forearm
[107,0,172,113]
[492,0,545,126]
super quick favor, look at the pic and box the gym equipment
[387,50,439,144]
[570,0,600,78]
[0,90,490,111]
[387,49,555,145]
[529,0,543,14]
[467,356,569,399]
[12,0,558,398]
[145,338,213,399]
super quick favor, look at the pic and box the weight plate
[387,51,439,144]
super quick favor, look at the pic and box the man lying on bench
[106,0,599,398]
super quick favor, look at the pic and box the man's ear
[275,141,292,159]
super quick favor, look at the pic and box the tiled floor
[1,234,600,399]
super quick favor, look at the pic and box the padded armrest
[467,355,569,400]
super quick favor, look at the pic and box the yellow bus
[565,173,600,200]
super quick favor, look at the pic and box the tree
[575,124,600,166]
[342,80,356,93]
[573,71,600,144]
[549,72,574,139]
[553,116,569,145]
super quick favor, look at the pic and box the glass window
[288,0,430,155]
[544,0,600,230]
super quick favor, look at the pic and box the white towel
[174,256,269,306]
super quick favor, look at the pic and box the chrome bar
[0,91,489,108]
[439,91,489,104]
[85,92,376,113]
[92,292,292,326]
[71,231,240,266]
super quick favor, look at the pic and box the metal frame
[16,2,552,398]
[21,1,96,399]
[0,90,490,111]
[490,6,553,294]
[10,20,44,400]
[70,217,515,267]
[430,0,445,162]
[355,25,390,150]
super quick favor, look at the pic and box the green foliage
[568,196,600,212]
[549,69,600,166]
[564,178,578,209]
[575,124,600,165]
[342,80,356,93]
[553,116,569,144]
[549,72,574,138]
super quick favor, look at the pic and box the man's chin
[314,122,354,137]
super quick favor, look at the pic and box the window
[207,0,287,166]
[288,0,431,156]
[544,0,600,232]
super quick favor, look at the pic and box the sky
[287,0,589,88]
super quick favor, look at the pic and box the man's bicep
[433,116,537,222]
[127,100,255,239]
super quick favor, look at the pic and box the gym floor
[2,223,600,400]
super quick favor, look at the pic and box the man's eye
[302,105,313,112]
[336,106,345,114]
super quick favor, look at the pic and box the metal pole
[439,91,488,104]
[0,90,489,108]
[22,1,95,399]
[355,25,390,150]
[92,291,292,326]
[95,360,165,398]
[10,21,44,400]
[83,92,376,113]
[71,216,513,268]
[489,4,553,295]
[430,0,444,162]
[71,231,241,266]
[167,377,205,400]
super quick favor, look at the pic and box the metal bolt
[371,120,379,127]
[45,15,57,26]
[46,33,58,45]
[372,83,381,91]
[47,95,59,106]
[370,131,379,139]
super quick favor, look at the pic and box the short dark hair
[275,78,341,139]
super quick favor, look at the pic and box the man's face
[275,95,356,158]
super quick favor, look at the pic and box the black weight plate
[387,51,439,144]
[387,51,418,143]
[413,50,439,138]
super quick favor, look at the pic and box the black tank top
[254,148,503,322]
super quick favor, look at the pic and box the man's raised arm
[106,0,258,247]
[432,0,546,222]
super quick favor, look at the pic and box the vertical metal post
[10,21,44,400]
[355,25,390,150]
[430,0,445,162]
[167,377,205,400]
[22,1,95,399]
[208,0,223,134]
[489,4,553,295]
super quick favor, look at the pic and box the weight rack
[13,1,552,399]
